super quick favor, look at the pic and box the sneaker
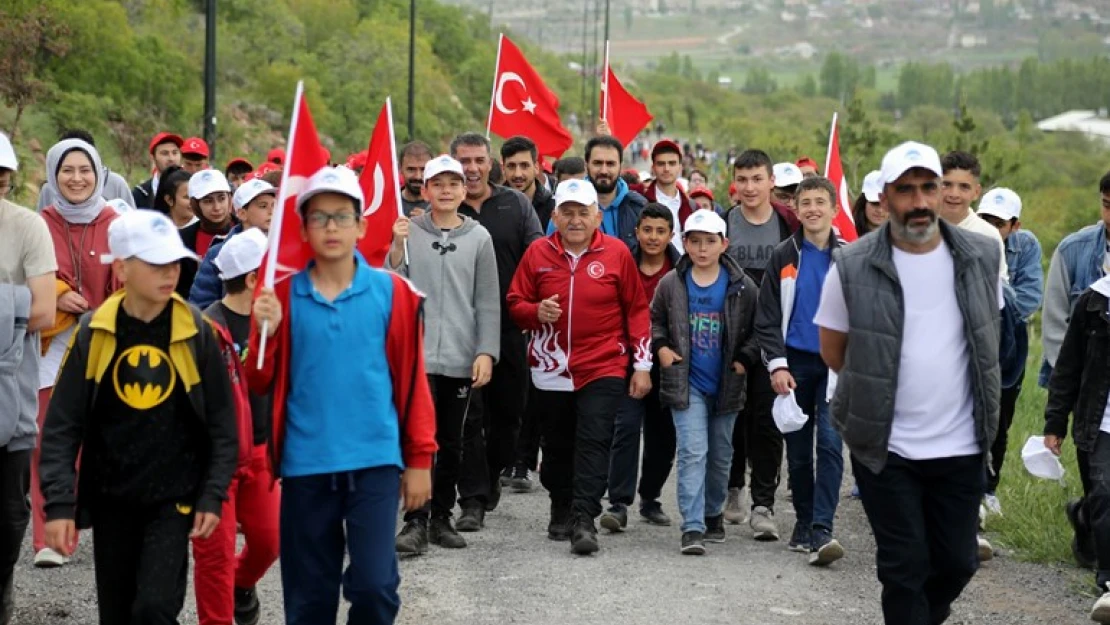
[510,465,535,492]
[680,531,706,555]
[809,527,845,566]
[977,535,994,562]
[33,548,67,568]
[983,493,1002,517]
[1091,583,1110,623]
[1068,499,1097,569]
[749,506,779,541]
[639,501,672,526]
[724,487,744,525]
[233,586,261,625]
[456,504,485,532]
[849,483,861,499]
[704,514,726,543]
[485,479,502,512]
[429,516,467,549]
[599,504,628,533]
[787,522,811,553]
[395,518,429,555]
[499,467,513,488]
[570,517,599,555]
[548,505,572,541]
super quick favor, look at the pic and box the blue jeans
[783,349,843,531]
[673,388,738,533]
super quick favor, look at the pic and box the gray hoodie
[0,284,38,450]
[391,213,501,378]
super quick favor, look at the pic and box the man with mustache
[501,136,555,231]
[400,141,432,218]
[815,141,1003,625]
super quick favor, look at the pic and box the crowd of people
[0,121,1108,625]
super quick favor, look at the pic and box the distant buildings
[1037,110,1110,144]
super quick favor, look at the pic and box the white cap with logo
[0,132,17,171]
[188,169,232,200]
[423,154,465,182]
[105,209,198,264]
[773,162,803,188]
[215,227,268,280]
[296,166,365,216]
[554,179,598,208]
[879,141,943,186]
[977,187,1022,221]
[683,209,728,238]
[861,170,883,203]
[233,178,277,210]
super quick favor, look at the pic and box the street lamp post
[204,0,217,159]
[407,0,416,141]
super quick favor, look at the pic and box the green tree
[0,2,70,138]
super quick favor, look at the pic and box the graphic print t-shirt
[686,269,729,397]
[91,304,205,504]
[726,209,783,284]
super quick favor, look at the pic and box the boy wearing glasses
[249,167,437,624]
[388,154,500,553]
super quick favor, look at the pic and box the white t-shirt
[814,240,981,460]
[655,187,684,254]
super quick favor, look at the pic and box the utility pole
[580,0,589,120]
[407,0,416,141]
[589,0,600,124]
[203,0,217,159]
[604,0,610,49]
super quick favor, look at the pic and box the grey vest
[831,221,1001,473]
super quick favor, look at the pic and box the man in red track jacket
[507,179,653,556]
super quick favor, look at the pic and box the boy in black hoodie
[39,209,238,625]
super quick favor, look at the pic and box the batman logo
[112,345,176,410]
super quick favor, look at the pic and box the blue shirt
[283,255,403,477]
[786,238,832,354]
[686,269,729,396]
[1004,229,1044,322]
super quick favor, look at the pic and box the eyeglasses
[305,212,358,229]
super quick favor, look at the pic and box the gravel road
[12,476,1093,624]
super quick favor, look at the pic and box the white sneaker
[1091,584,1110,623]
[33,548,67,568]
[984,493,1003,517]
[750,506,779,541]
[724,487,744,525]
[977,535,994,562]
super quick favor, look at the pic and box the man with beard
[501,136,555,231]
[816,141,1002,625]
[452,132,543,532]
[400,141,432,217]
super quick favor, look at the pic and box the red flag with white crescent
[486,34,573,159]
[358,99,402,267]
[824,113,858,242]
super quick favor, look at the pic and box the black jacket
[132,178,155,210]
[532,182,556,232]
[39,293,238,527]
[1044,286,1110,453]
[176,221,234,299]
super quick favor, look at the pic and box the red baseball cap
[267,148,286,165]
[651,139,683,161]
[149,132,184,155]
[796,156,819,171]
[728,182,738,196]
[225,157,253,171]
[346,150,368,170]
[182,137,210,158]
[247,161,281,181]
[690,188,714,202]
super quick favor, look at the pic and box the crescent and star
[495,72,538,115]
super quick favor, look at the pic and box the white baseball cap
[861,170,883,203]
[105,209,198,264]
[554,178,598,208]
[233,178,276,210]
[215,227,268,280]
[880,141,942,186]
[773,162,803,188]
[423,154,465,182]
[683,209,728,238]
[295,166,364,216]
[187,168,231,200]
[0,132,16,171]
[977,187,1022,221]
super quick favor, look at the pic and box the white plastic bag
[825,370,838,403]
[1021,436,1066,481]
[772,391,808,434]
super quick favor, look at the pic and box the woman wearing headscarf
[32,139,121,568]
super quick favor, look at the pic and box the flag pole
[385,97,409,265]
[258,80,305,369]
[823,112,837,178]
[602,40,611,122]
[485,33,505,139]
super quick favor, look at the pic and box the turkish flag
[601,65,653,148]
[487,35,573,159]
[358,99,402,267]
[824,113,858,242]
[260,83,329,288]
